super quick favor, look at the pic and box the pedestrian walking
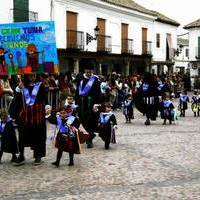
[98,103,117,150]
[75,64,101,148]
[11,72,48,166]
[136,73,159,125]
[122,94,134,123]
[47,106,81,167]
[191,90,200,117]
[159,93,175,125]
[179,91,190,117]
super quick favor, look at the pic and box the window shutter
[198,37,200,58]
[14,0,29,22]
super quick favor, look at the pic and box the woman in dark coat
[0,109,18,163]
[136,73,159,125]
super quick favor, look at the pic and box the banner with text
[0,21,59,75]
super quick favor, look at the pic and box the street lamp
[86,25,100,45]
[175,44,183,56]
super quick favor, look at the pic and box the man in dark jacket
[11,72,48,165]
[75,64,101,148]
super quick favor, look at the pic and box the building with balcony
[0,0,179,76]
[174,37,189,74]
[184,18,200,88]
[151,11,179,75]
[0,0,38,23]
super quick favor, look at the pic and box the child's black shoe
[51,161,59,167]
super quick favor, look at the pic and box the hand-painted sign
[0,21,58,75]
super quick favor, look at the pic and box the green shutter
[14,0,29,22]
[198,37,200,58]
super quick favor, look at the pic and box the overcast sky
[135,0,200,33]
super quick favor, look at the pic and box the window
[156,33,160,48]
[186,48,189,57]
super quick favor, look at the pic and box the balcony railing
[195,47,200,59]
[97,35,112,53]
[67,30,84,50]
[121,39,134,54]
[10,9,38,22]
[142,41,152,55]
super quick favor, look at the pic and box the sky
[134,0,200,34]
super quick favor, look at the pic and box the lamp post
[175,44,183,56]
[86,25,100,45]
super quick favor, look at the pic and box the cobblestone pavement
[0,99,200,200]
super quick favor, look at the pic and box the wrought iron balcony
[10,9,38,22]
[142,41,152,55]
[121,39,134,54]
[97,35,112,53]
[67,30,84,50]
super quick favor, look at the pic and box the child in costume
[98,103,117,149]
[160,93,175,125]
[47,106,80,167]
[65,96,78,114]
[122,94,134,123]
[191,90,200,117]
[0,109,18,164]
[179,91,190,117]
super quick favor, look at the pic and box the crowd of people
[0,66,199,167]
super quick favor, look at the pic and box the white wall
[29,0,51,21]
[174,45,189,73]
[152,21,178,62]
[0,0,13,23]
[188,29,200,60]
[187,29,200,80]
[53,0,155,52]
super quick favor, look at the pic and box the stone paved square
[0,99,200,200]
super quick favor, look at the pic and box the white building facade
[174,37,189,74]
[152,20,179,75]
[184,19,200,88]
[0,0,179,75]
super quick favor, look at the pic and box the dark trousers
[55,149,74,165]
[180,109,185,117]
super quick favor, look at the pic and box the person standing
[179,91,190,117]
[98,103,117,150]
[122,94,134,123]
[159,93,175,125]
[75,64,101,148]
[191,90,200,117]
[136,73,159,125]
[0,109,18,164]
[11,72,48,165]
[47,106,80,167]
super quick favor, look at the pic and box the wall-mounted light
[86,25,100,45]
[175,44,183,56]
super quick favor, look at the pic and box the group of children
[45,99,117,167]
[1,90,199,166]
[179,90,200,117]
[122,90,200,125]
[0,96,118,167]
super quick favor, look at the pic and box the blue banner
[0,21,58,74]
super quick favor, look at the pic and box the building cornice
[56,0,156,21]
